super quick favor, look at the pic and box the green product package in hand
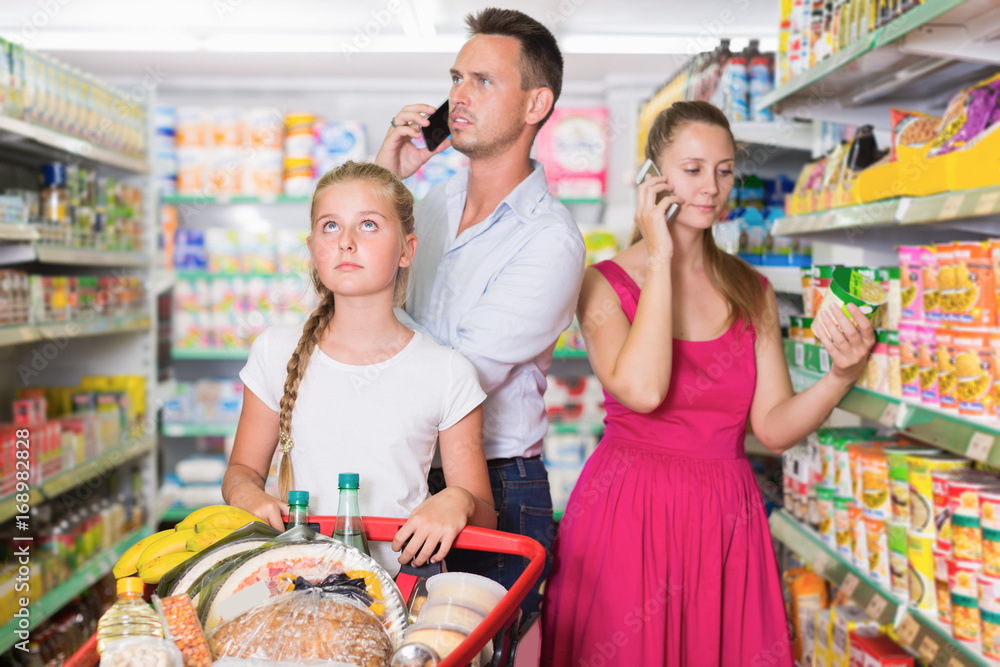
[811,267,887,342]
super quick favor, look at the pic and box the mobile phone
[635,159,680,222]
[421,100,450,152]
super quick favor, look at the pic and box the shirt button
[443,259,451,266]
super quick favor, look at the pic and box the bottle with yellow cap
[95,576,163,654]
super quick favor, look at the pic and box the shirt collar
[446,158,550,225]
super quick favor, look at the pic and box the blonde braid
[276,279,335,502]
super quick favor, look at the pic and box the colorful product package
[916,325,938,405]
[887,445,939,524]
[784,568,829,664]
[898,323,920,401]
[898,246,925,323]
[937,243,956,324]
[864,517,889,584]
[876,266,900,330]
[889,107,941,162]
[860,449,890,521]
[888,521,909,601]
[936,328,957,410]
[908,530,936,612]
[929,72,1000,157]
[952,241,996,328]
[848,629,914,666]
[950,472,1000,562]
[887,330,902,398]
[921,246,940,324]
[953,329,996,418]
[834,496,853,558]
[830,605,879,666]
[866,330,890,394]
[850,505,869,571]
[907,453,970,534]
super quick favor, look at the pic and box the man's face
[448,34,530,160]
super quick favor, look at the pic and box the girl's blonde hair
[276,161,415,501]
[632,100,764,330]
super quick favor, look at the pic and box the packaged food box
[898,323,920,401]
[864,517,889,585]
[951,241,996,328]
[834,496,853,558]
[936,328,957,410]
[916,325,938,405]
[887,330,902,398]
[907,453,970,534]
[937,243,956,324]
[848,629,913,666]
[876,266,900,330]
[860,449,890,521]
[908,530,937,612]
[933,543,950,624]
[850,505,869,571]
[888,521,909,600]
[866,330,890,394]
[818,486,835,545]
[830,605,879,667]
[811,268,886,343]
[887,446,939,524]
[953,329,996,418]
[898,246,927,323]
[949,473,1000,562]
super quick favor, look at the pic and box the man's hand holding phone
[376,101,452,180]
[635,158,682,260]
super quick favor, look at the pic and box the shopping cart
[65,515,546,667]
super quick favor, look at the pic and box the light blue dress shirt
[401,160,586,460]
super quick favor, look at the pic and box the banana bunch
[113,505,266,584]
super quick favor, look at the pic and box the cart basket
[65,515,546,667]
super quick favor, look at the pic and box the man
[376,7,586,615]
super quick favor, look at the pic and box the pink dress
[541,260,793,667]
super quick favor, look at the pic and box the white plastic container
[426,572,507,612]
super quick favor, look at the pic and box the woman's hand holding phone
[375,103,452,180]
[635,170,682,261]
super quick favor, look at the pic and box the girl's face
[308,181,416,301]
[656,121,735,231]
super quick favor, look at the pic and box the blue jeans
[428,456,554,617]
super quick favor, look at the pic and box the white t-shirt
[239,325,486,573]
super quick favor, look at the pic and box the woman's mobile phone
[421,100,450,152]
[636,159,680,222]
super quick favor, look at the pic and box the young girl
[222,161,496,573]
[541,101,875,665]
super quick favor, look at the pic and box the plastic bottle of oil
[95,577,162,654]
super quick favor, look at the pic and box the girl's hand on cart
[227,483,289,531]
[392,487,474,566]
[817,303,876,384]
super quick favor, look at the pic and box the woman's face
[656,121,736,231]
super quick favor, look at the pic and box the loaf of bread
[208,591,392,667]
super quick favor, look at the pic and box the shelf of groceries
[774,184,1000,236]
[0,314,151,348]
[770,510,988,666]
[787,340,1000,466]
[760,0,976,110]
[0,526,152,654]
[0,436,155,524]
[0,114,149,175]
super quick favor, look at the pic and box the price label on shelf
[974,192,1000,216]
[819,349,831,373]
[795,343,804,368]
[940,195,965,219]
[840,573,860,598]
[918,636,939,661]
[814,551,830,575]
[865,595,888,620]
[878,402,899,428]
[968,432,995,463]
[896,613,920,646]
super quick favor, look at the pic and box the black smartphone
[421,100,450,152]
[636,159,680,222]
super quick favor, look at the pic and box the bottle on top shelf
[333,473,370,556]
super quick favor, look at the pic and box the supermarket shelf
[0,315,151,348]
[0,222,39,242]
[553,348,588,360]
[0,526,153,654]
[161,422,238,438]
[559,198,604,206]
[786,340,1000,465]
[773,184,1000,237]
[770,509,986,666]
[753,266,804,294]
[731,121,815,153]
[34,245,149,267]
[171,347,249,361]
[41,436,156,500]
[759,0,979,113]
[159,505,195,523]
[0,115,149,174]
[0,437,156,523]
[549,422,604,436]
[160,194,310,205]
[174,270,298,280]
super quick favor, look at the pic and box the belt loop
[516,456,527,478]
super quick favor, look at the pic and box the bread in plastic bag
[207,589,392,667]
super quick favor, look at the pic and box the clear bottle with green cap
[334,473,370,555]
[95,576,163,655]
[287,490,310,529]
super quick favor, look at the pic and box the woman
[541,101,874,666]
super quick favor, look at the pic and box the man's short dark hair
[466,7,563,128]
